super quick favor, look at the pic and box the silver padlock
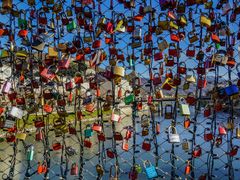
[9,106,24,119]
[168,126,180,143]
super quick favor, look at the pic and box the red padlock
[185,93,196,106]
[204,128,213,142]
[218,124,227,135]
[186,44,195,57]
[185,161,191,175]
[92,123,102,132]
[70,163,78,175]
[153,73,162,86]
[122,139,129,151]
[129,166,138,180]
[107,148,115,158]
[84,138,92,148]
[97,132,106,141]
[192,145,202,158]
[35,128,43,141]
[204,105,211,117]
[125,128,132,140]
[52,141,62,151]
[69,124,77,135]
[215,135,222,147]
[142,139,151,151]
[228,145,239,157]
[114,132,123,141]
[178,62,186,74]
[147,95,153,105]
[165,56,175,67]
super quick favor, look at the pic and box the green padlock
[18,11,27,29]
[67,20,77,32]
[124,90,135,105]
[134,164,142,173]
[183,82,190,90]
[215,43,220,49]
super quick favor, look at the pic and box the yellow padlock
[113,61,125,77]
[16,132,27,140]
[236,124,240,138]
[200,15,211,27]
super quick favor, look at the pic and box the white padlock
[168,126,180,143]
[9,106,24,119]
[4,119,15,128]
[2,81,12,94]
[111,108,121,122]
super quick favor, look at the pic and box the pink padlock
[2,81,12,94]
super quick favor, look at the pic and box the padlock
[156,122,160,134]
[124,90,135,105]
[66,6,73,17]
[84,124,93,138]
[114,132,123,141]
[122,139,129,151]
[184,117,191,129]
[109,164,119,180]
[97,132,106,141]
[2,81,12,94]
[192,145,202,158]
[52,140,62,151]
[111,108,121,122]
[168,126,180,143]
[107,148,115,158]
[225,84,239,96]
[129,166,138,180]
[178,62,186,74]
[204,128,213,142]
[9,106,23,119]
[26,145,34,161]
[70,163,78,176]
[185,161,191,175]
[182,139,189,151]
[157,37,168,51]
[35,128,43,141]
[165,104,173,119]
[180,101,191,116]
[215,135,222,147]
[228,145,239,157]
[96,164,104,176]
[185,92,196,106]
[236,124,240,138]
[142,127,149,136]
[141,114,150,127]
[142,139,151,151]
[218,124,227,135]
[144,160,158,179]
[84,138,92,148]
[204,105,211,117]
[158,13,169,30]
[92,123,102,132]
[186,44,195,57]
[68,124,77,135]
[113,61,125,77]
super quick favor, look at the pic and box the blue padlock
[225,84,239,96]
[144,160,158,179]
[84,124,93,138]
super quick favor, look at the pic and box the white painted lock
[2,81,12,94]
[168,126,180,143]
[9,107,24,119]
[111,108,121,122]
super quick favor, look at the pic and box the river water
[0,108,239,180]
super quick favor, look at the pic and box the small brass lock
[96,164,104,175]
[182,139,189,151]
[142,127,149,136]
[236,125,240,138]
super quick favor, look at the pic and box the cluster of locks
[0,0,240,179]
